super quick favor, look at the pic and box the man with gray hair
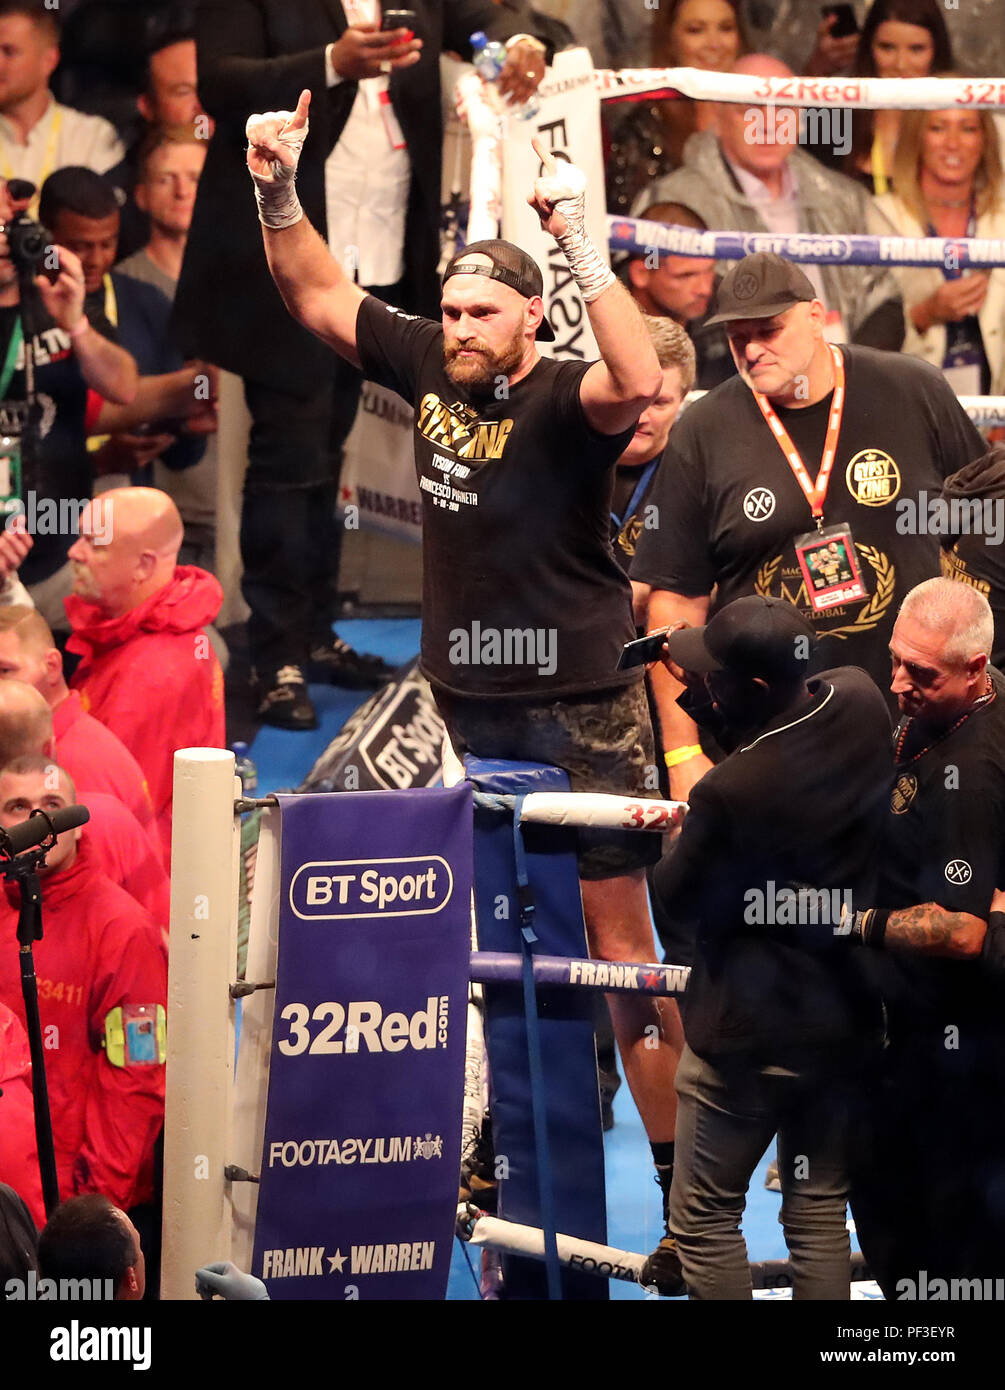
[842,577,1005,1295]
[639,53,903,350]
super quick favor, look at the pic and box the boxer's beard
[444,326,524,393]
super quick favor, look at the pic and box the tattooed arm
[840,900,986,957]
[883,903,986,959]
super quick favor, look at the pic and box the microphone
[0,805,90,858]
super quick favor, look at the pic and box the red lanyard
[751,344,846,530]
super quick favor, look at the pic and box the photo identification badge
[794,522,867,613]
[122,1004,161,1064]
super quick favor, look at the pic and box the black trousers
[239,281,400,673]
[849,1022,1005,1295]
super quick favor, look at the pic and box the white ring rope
[595,68,1005,111]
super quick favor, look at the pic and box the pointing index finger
[531,136,555,175]
[287,88,311,130]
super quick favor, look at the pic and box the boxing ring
[160,752,879,1301]
[159,61,1005,1302]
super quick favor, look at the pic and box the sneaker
[639,1235,686,1297]
[599,1066,621,1133]
[253,665,318,731]
[764,1158,781,1192]
[639,1165,687,1297]
[309,636,396,689]
[458,1113,498,1213]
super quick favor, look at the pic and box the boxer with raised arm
[246,90,690,1293]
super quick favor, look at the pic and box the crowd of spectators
[0,0,1003,1301]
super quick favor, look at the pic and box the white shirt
[726,154,842,338]
[0,97,124,190]
[323,1,410,289]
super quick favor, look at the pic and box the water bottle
[470,31,540,120]
[232,741,258,796]
[0,435,23,523]
[471,30,506,81]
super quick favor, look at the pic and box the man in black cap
[631,251,986,806]
[647,594,893,1299]
[174,0,551,729]
[246,96,694,1290]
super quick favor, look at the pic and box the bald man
[64,487,225,862]
[0,605,157,845]
[639,54,903,349]
[0,686,168,930]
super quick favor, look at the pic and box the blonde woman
[873,103,1005,397]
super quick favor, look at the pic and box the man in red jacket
[0,758,166,1210]
[0,606,157,848]
[0,685,169,931]
[0,1002,44,1228]
[65,487,226,863]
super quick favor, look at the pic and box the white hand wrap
[246,108,308,229]
[535,158,615,302]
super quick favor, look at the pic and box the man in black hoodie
[937,442,1005,668]
[647,595,893,1299]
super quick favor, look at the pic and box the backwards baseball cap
[441,239,556,342]
[704,252,817,327]
[667,595,817,683]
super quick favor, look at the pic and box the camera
[2,213,52,275]
[5,214,50,273]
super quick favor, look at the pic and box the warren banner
[251,786,473,1299]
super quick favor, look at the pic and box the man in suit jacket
[174,0,549,728]
[649,596,894,1298]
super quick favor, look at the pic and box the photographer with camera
[38,166,217,491]
[0,176,137,629]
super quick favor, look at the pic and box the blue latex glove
[195,1261,270,1300]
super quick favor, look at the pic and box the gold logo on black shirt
[940,546,991,598]
[891,772,918,815]
[618,515,643,557]
[845,448,901,507]
[417,392,514,460]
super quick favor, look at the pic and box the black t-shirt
[611,451,662,576]
[874,666,1005,1027]
[355,295,639,698]
[0,293,91,585]
[630,346,985,700]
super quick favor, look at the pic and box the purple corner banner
[253,786,473,1300]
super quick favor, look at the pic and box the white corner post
[161,748,240,1300]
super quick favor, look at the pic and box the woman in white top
[873,101,1005,399]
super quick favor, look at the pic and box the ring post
[161,748,240,1300]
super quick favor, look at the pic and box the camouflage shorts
[435,679,661,879]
